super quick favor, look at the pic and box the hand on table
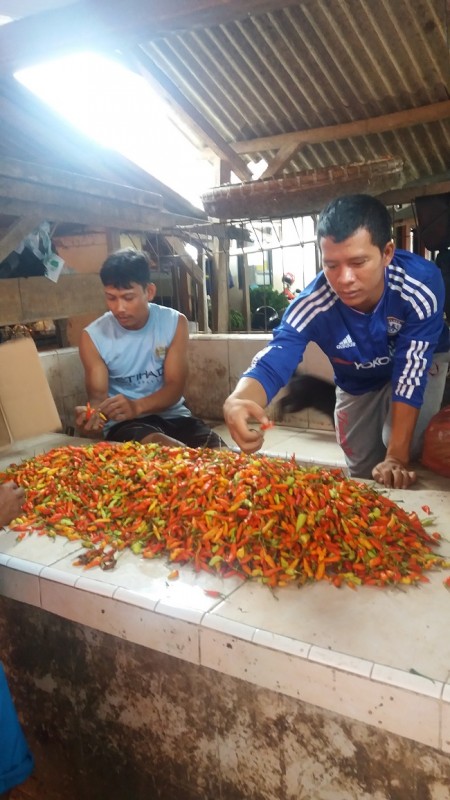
[372,457,417,489]
[0,481,25,527]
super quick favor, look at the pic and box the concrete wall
[1,597,449,800]
[184,334,334,430]
[38,336,334,434]
[0,274,106,327]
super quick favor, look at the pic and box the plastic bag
[421,406,450,477]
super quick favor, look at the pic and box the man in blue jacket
[0,482,34,799]
[224,194,450,489]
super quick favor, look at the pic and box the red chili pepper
[1,442,448,590]
[260,421,275,431]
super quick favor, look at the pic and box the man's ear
[146,282,157,301]
[383,240,395,266]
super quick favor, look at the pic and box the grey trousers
[334,353,449,478]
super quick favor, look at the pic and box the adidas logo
[336,334,356,350]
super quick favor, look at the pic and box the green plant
[229,309,245,331]
[249,286,289,315]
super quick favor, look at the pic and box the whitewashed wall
[39,335,334,434]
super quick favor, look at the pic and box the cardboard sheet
[0,338,61,445]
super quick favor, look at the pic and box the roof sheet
[137,0,449,211]
[0,0,449,220]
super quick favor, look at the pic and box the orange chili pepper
[1,442,448,590]
[260,421,275,431]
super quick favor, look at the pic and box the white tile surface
[40,565,79,587]
[371,663,442,699]
[252,629,311,659]
[42,546,243,614]
[114,587,158,612]
[7,555,43,576]
[2,430,450,753]
[212,423,344,466]
[0,561,41,606]
[203,489,450,684]
[199,628,441,748]
[309,645,373,678]
[0,433,88,469]
[40,578,200,663]
[75,575,118,597]
[441,683,450,753]
[153,571,241,624]
[0,527,83,565]
[56,347,86,399]
[201,612,256,640]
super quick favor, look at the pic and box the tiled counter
[1,433,450,799]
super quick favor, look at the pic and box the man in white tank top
[74,248,226,449]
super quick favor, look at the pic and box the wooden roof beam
[0,158,203,231]
[232,100,450,155]
[0,156,163,209]
[0,0,303,74]
[379,171,450,206]
[262,142,304,178]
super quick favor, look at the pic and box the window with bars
[228,215,319,296]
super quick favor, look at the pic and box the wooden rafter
[1,156,163,209]
[0,0,303,74]
[0,157,203,232]
[232,101,450,157]
[380,172,450,206]
[262,143,305,179]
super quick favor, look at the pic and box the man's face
[103,282,156,330]
[320,227,394,313]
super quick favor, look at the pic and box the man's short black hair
[100,248,151,289]
[317,194,393,251]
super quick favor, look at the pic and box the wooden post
[216,236,229,333]
[241,253,251,331]
[177,264,191,318]
[395,223,409,251]
[171,262,180,311]
[196,250,207,332]
[105,228,121,254]
[211,158,231,333]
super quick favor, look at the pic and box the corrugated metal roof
[0,0,448,221]
[137,0,449,211]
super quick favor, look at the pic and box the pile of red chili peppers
[2,441,450,589]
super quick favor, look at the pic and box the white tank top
[85,303,191,419]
